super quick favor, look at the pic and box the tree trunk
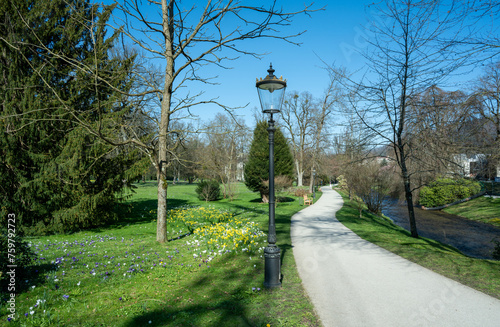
[156,86,171,243]
[399,148,419,238]
[155,0,175,243]
[261,193,269,203]
[402,174,418,238]
[156,160,168,243]
[156,102,170,242]
[296,159,303,186]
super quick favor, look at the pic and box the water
[382,198,500,260]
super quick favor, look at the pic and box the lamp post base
[264,245,281,288]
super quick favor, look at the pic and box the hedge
[419,178,481,208]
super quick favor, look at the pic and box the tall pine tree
[0,0,144,234]
[244,120,294,201]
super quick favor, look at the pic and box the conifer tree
[244,120,294,201]
[0,0,142,234]
[1,0,316,242]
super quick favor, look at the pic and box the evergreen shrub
[419,178,481,207]
[244,120,294,201]
[196,180,221,201]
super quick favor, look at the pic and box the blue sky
[102,0,376,128]
[100,1,498,130]
[190,0,374,126]
[205,1,371,124]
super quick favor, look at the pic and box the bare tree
[201,113,249,200]
[472,61,500,175]
[328,0,482,238]
[178,134,204,184]
[280,92,317,187]
[113,0,319,242]
[458,62,500,178]
[345,159,398,217]
[308,79,339,192]
[456,2,500,58]
[333,118,372,200]
[405,86,473,181]
[280,81,338,189]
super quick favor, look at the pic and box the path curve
[291,187,500,327]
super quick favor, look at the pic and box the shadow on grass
[249,197,297,204]
[122,195,310,326]
[167,232,192,242]
[227,203,267,217]
[279,243,294,275]
[122,255,271,327]
[275,213,292,238]
[1,262,57,295]
[112,198,191,227]
[277,196,295,203]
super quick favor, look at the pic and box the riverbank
[442,195,500,227]
[336,189,500,300]
[382,197,500,260]
[418,191,487,211]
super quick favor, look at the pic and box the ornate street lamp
[256,64,286,288]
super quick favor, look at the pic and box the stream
[382,199,500,260]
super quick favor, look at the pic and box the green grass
[1,182,321,326]
[442,196,500,227]
[335,189,500,300]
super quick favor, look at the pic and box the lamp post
[256,64,287,288]
[312,169,316,199]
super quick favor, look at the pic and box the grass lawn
[1,182,321,326]
[335,189,500,300]
[442,196,500,227]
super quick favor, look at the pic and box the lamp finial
[267,63,275,77]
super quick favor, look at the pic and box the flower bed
[2,207,266,325]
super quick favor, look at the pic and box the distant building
[453,154,498,179]
[236,162,245,181]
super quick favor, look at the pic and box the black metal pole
[313,171,316,199]
[264,114,281,288]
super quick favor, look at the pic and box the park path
[291,186,500,327]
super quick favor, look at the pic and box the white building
[453,154,498,179]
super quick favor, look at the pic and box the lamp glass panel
[257,84,286,112]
